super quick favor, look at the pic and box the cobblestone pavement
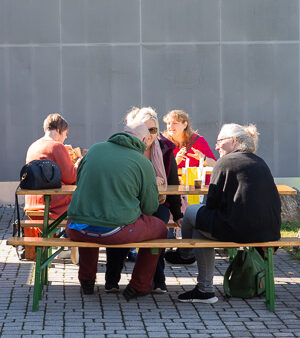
[0,206,300,337]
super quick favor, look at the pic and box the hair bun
[244,124,259,139]
[244,124,259,151]
[125,107,140,124]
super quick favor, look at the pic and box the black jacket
[196,151,281,243]
[158,134,183,222]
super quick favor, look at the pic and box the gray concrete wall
[0,0,299,181]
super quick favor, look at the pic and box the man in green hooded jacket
[67,123,169,300]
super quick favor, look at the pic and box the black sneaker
[165,249,196,265]
[152,281,167,294]
[105,283,120,293]
[80,279,95,295]
[178,286,218,304]
[123,284,149,301]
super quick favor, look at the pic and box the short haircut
[43,113,68,134]
[124,122,150,142]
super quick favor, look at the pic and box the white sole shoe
[178,296,218,304]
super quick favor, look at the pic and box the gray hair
[123,122,149,142]
[125,107,159,132]
[218,123,259,153]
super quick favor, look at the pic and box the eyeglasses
[148,127,158,134]
[216,137,232,145]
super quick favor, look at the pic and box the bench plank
[7,236,300,248]
[25,211,45,217]
[20,220,68,227]
[20,220,179,229]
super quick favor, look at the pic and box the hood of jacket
[108,132,146,154]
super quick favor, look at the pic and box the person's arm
[204,156,216,167]
[53,144,77,184]
[175,147,188,166]
[205,161,225,209]
[186,135,217,163]
[166,154,183,221]
[139,160,159,215]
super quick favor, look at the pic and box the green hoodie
[67,132,159,227]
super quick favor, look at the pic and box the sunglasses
[148,127,158,134]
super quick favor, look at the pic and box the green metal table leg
[264,247,275,312]
[42,195,51,284]
[42,247,48,285]
[43,195,51,237]
[33,247,42,311]
[151,248,159,254]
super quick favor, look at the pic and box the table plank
[16,185,77,195]
[276,185,297,195]
[16,184,296,196]
[158,185,209,195]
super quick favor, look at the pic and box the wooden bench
[6,236,300,312]
[20,219,179,229]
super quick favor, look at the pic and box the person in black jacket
[165,123,281,304]
[105,107,183,294]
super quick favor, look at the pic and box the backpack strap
[223,258,234,297]
[185,135,199,154]
[15,183,21,236]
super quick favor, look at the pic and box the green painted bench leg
[33,247,42,311]
[264,247,275,312]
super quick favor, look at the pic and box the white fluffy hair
[123,122,149,142]
[218,123,259,153]
[125,107,159,132]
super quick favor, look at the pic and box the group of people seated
[24,108,281,304]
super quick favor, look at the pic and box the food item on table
[66,146,82,164]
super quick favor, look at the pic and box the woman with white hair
[165,123,281,304]
[105,107,183,294]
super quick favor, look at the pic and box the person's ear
[183,121,188,129]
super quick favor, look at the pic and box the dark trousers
[105,205,170,290]
[67,206,169,292]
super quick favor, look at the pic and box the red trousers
[66,214,168,292]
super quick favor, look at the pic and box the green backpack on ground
[223,247,266,298]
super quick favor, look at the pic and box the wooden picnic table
[12,183,298,312]
[16,183,297,240]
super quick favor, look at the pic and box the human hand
[175,218,183,228]
[156,176,165,186]
[187,147,204,160]
[64,144,72,151]
[176,147,188,165]
[74,156,83,168]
